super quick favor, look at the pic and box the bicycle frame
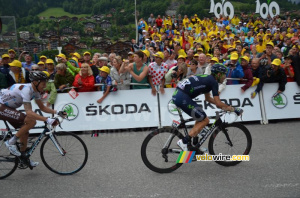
[2,119,66,158]
[175,108,225,148]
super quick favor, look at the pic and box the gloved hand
[46,118,59,126]
[251,91,257,99]
[57,111,67,118]
[234,107,243,116]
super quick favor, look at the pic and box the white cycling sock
[8,135,19,145]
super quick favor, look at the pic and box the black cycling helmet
[29,71,48,82]
[211,63,228,75]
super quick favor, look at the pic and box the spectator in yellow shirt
[257,29,265,38]
[183,15,190,28]
[286,29,294,38]
[256,39,265,53]
[165,16,172,26]
[208,26,218,38]
[231,15,240,26]
[274,29,283,40]
[173,32,183,46]
[160,24,166,34]
[151,28,162,40]
[227,38,236,49]
[254,17,263,27]
[247,19,254,28]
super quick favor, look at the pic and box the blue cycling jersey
[176,74,219,98]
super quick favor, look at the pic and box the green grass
[37,7,90,18]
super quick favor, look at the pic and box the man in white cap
[241,22,249,34]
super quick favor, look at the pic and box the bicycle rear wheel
[0,139,18,179]
[40,132,88,175]
[208,123,252,166]
[141,127,184,173]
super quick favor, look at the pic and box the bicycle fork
[49,133,66,156]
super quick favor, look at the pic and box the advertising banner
[159,85,262,127]
[54,89,159,131]
[262,82,300,120]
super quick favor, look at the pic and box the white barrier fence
[1,82,299,132]
[262,82,300,121]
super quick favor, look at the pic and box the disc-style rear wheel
[141,127,184,173]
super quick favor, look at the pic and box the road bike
[0,115,88,179]
[141,105,252,173]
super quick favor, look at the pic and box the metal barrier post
[259,91,268,124]
[155,85,162,128]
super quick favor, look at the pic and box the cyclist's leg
[16,116,36,152]
[0,105,26,156]
[172,89,208,149]
[189,118,209,137]
[172,89,208,134]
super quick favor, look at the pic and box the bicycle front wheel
[40,132,88,175]
[208,123,252,166]
[0,139,18,179]
[141,127,184,173]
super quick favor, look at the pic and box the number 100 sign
[209,0,280,19]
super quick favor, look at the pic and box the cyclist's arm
[213,96,234,111]
[204,93,233,111]
[35,99,56,115]
[24,102,48,122]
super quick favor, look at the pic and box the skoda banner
[159,85,262,127]
[262,82,300,120]
[54,90,158,131]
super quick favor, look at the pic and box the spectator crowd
[1,11,300,104]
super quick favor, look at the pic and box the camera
[171,72,178,78]
[228,63,235,67]
[267,67,274,76]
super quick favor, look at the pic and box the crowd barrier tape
[1,83,299,133]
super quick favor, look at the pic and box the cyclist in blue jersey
[0,71,66,166]
[172,63,243,154]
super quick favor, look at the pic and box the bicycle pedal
[17,158,29,169]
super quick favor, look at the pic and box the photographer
[165,61,187,88]
[251,59,287,98]
[225,53,244,85]
[257,42,277,67]
[18,52,34,71]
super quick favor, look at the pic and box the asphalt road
[1,120,300,198]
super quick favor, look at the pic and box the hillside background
[1,0,300,34]
[0,0,299,57]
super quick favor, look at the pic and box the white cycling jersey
[0,84,41,109]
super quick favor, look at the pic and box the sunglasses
[31,69,39,71]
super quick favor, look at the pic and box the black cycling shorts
[0,104,26,129]
[172,88,207,121]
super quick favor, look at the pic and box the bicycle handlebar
[45,114,68,131]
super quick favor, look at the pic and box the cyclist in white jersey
[0,71,65,167]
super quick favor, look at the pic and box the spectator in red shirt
[156,15,163,31]
[282,55,295,82]
[73,63,95,92]
[240,56,253,93]
[218,40,227,54]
